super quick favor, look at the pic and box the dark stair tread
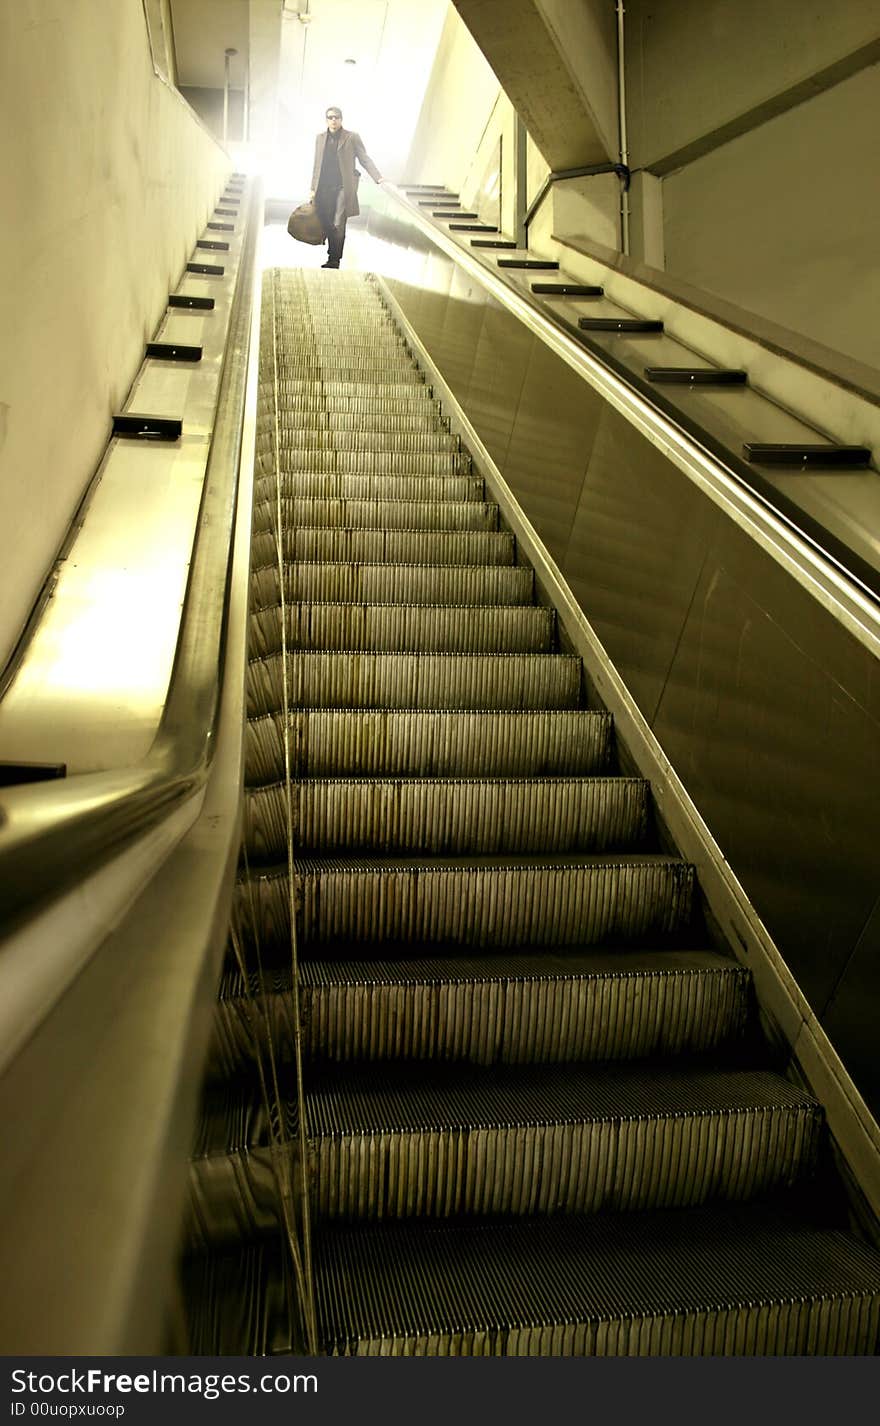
[199,1064,818,1149]
[222,947,744,994]
[313,1208,880,1346]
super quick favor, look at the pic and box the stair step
[212,948,748,1073]
[255,429,461,454]
[243,776,650,859]
[183,1210,880,1354]
[189,1067,820,1238]
[258,385,435,412]
[579,318,664,333]
[268,410,448,435]
[249,527,512,572]
[311,1064,821,1218]
[471,240,519,249]
[254,450,472,478]
[268,363,424,385]
[237,855,694,948]
[449,224,498,232]
[244,708,611,783]
[498,260,559,270]
[251,498,498,536]
[246,652,582,717]
[437,212,479,220]
[253,473,486,504]
[249,561,535,610]
[247,602,555,657]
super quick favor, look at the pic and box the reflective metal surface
[372,254,880,1178]
[0,231,245,773]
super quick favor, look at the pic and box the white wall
[404,5,514,227]
[0,0,229,671]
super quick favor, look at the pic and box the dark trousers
[315,188,346,266]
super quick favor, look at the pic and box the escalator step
[246,652,582,717]
[244,708,610,783]
[250,497,498,535]
[249,561,535,610]
[249,528,511,572]
[253,473,486,504]
[238,854,694,948]
[255,428,461,454]
[247,602,555,657]
[210,948,747,1074]
[254,450,472,478]
[188,1067,820,1238]
[243,775,649,859]
[184,1210,880,1354]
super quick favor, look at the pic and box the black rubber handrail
[0,184,259,933]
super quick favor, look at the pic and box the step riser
[187,1106,819,1239]
[255,431,460,454]
[305,968,747,1063]
[312,1108,820,1220]
[250,529,511,570]
[184,1240,880,1355]
[249,564,535,610]
[243,780,649,859]
[239,862,694,948]
[257,388,435,411]
[263,413,447,435]
[246,654,581,717]
[247,605,555,658]
[254,452,473,478]
[209,968,748,1076]
[323,1300,879,1357]
[251,500,498,535]
[245,710,610,783]
[253,475,486,504]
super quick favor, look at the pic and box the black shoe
[321,260,340,269]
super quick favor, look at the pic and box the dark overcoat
[311,128,382,221]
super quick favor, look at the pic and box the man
[309,106,383,269]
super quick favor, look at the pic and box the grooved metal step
[189,1066,820,1240]
[237,855,694,948]
[243,776,649,859]
[249,528,510,572]
[269,410,448,435]
[183,1212,880,1355]
[210,948,749,1074]
[253,473,486,504]
[249,562,535,610]
[250,498,498,535]
[255,451,472,480]
[247,603,555,658]
[258,387,435,412]
[246,652,582,717]
[244,708,610,783]
[255,428,461,454]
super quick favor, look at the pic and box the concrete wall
[624,0,880,366]
[662,63,880,369]
[0,0,229,673]
[405,6,518,232]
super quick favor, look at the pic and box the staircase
[182,268,880,1356]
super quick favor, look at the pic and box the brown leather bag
[287,202,325,245]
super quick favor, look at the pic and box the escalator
[182,267,880,1356]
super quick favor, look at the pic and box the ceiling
[170,0,250,90]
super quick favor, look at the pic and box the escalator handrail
[0,184,259,933]
[378,180,880,663]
